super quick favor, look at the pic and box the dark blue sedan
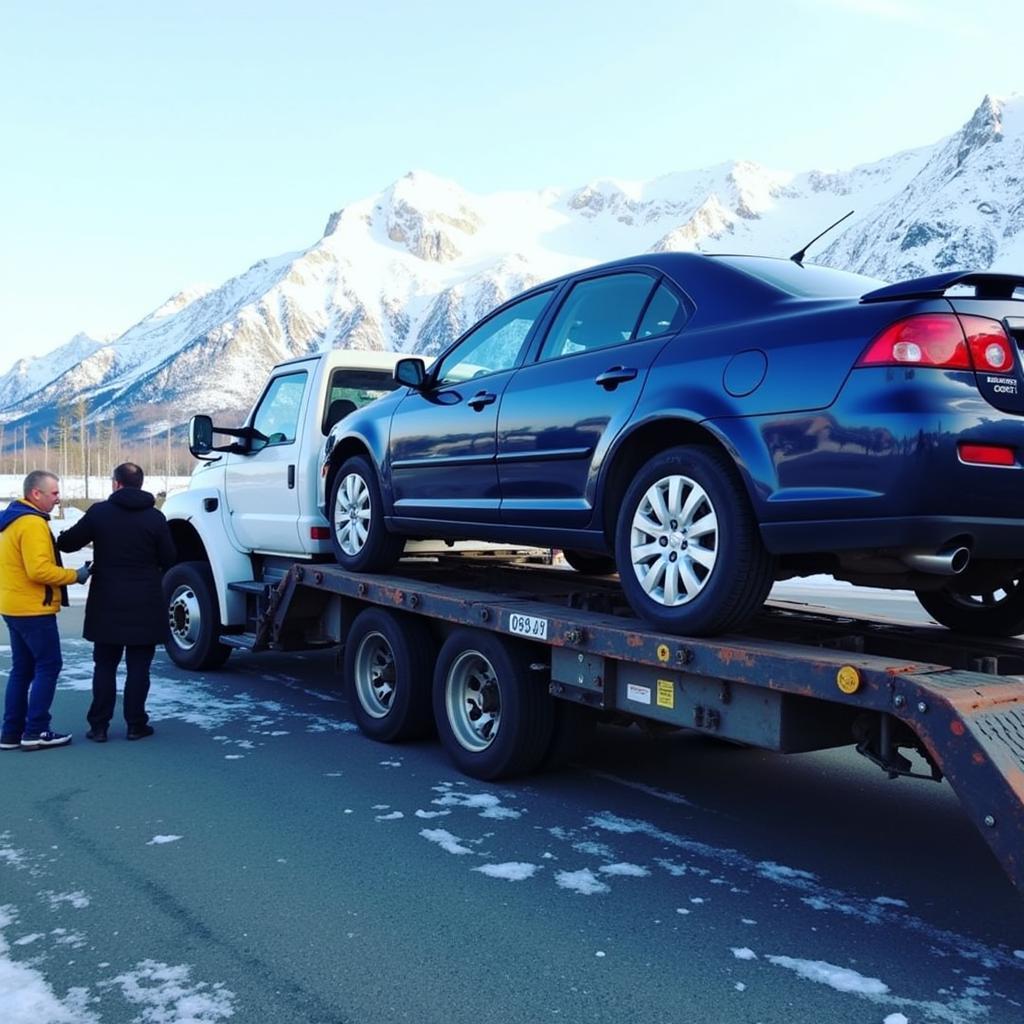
[322,252,1024,636]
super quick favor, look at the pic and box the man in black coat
[58,462,176,742]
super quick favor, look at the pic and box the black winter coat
[58,488,177,645]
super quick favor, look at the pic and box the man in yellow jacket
[1,471,90,750]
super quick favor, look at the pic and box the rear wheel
[329,455,404,572]
[344,607,436,741]
[916,579,1024,636]
[432,628,554,780]
[562,549,617,575]
[614,446,774,636]
[163,561,231,670]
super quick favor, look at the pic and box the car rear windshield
[713,256,886,298]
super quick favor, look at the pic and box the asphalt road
[2,593,1023,1024]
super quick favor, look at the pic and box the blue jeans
[3,615,63,738]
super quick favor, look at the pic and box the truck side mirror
[188,415,215,457]
[395,357,426,389]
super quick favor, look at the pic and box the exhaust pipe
[901,546,970,576]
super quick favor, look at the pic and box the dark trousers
[3,614,63,737]
[89,642,155,729]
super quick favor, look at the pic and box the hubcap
[168,584,201,650]
[333,472,371,556]
[630,473,719,607]
[353,631,396,719]
[445,650,500,752]
[948,579,1021,609]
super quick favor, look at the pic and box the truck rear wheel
[344,607,436,741]
[163,561,231,670]
[329,455,404,572]
[432,628,555,780]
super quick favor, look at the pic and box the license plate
[508,613,548,640]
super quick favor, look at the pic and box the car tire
[433,628,555,780]
[614,445,774,636]
[562,549,617,575]
[163,561,232,670]
[915,579,1024,636]
[344,607,436,742]
[329,455,404,572]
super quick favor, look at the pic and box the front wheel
[163,561,231,670]
[329,455,404,572]
[614,446,774,636]
[916,578,1024,636]
[433,628,554,780]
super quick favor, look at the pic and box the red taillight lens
[960,315,1014,372]
[958,443,1016,466]
[310,526,331,540]
[857,313,1015,373]
[856,314,970,368]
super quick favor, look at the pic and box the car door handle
[287,465,295,489]
[594,366,638,390]
[468,391,497,411]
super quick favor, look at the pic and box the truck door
[224,369,309,553]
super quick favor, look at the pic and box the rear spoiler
[861,271,1024,303]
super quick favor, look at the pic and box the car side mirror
[188,415,214,457]
[395,357,426,390]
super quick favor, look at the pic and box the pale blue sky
[0,0,1018,372]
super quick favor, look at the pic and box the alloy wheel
[629,473,719,606]
[333,472,371,556]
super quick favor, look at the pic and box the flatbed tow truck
[192,555,1024,893]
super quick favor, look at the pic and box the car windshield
[328,369,400,408]
[714,256,886,298]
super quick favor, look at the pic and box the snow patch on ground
[419,829,474,855]
[473,862,540,881]
[146,835,182,846]
[554,869,610,896]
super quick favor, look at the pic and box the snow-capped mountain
[2,93,1021,441]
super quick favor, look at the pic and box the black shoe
[20,731,72,750]
[86,727,108,743]
[1,734,22,750]
[126,724,155,741]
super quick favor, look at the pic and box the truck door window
[251,371,307,448]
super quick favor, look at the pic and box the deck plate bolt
[984,815,996,828]
[917,701,928,713]
[893,695,906,708]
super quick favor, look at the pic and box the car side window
[636,283,684,339]
[251,371,307,448]
[538,273,656,362]
[435,290,553,385]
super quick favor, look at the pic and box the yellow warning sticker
[657,679,675,709]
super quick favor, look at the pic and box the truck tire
[344,607,436,741]
[541,701,596,771]
[562,550,617,576]
[329,455,404,572]
[614,446,774,636]
[916,579,1024,636]
[433,628,555,780]
[163,561,231,670]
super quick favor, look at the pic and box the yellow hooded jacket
[0,499,78,616]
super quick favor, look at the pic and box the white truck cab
[161,350,409,665]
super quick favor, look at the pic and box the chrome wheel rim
[334,472,371,556]
[630,473,719,606]
[353,631,395,719]
[445,650,500,752]
[168,584,201,650]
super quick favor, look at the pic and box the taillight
[310,526,330,540]
[958,443,1016,466]
[857,313,1016,374]
[960,315,1014,372]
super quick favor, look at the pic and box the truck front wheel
[433,628,554,780]
[329,455,404,572]
[163,561,231,670]
[344,607,436,741]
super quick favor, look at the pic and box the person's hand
[75,564,91,585]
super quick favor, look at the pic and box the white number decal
[508,613,548,640]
